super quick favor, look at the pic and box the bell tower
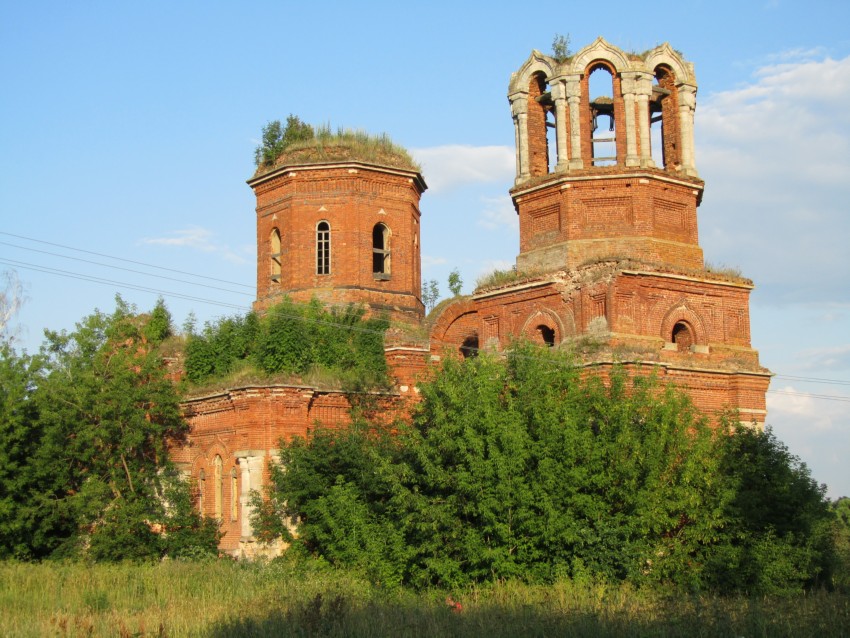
[248,147,427,322]
[508,38,703,273]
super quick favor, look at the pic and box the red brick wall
[251,162,425,322]
[514,168,704,271]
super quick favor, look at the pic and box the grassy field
[1,559,848,637]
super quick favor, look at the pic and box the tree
[261,344,808,591]
[0,297,219,559]
[551,33,572,62]
[0,270,24,340]
[254,115,315,166]
[447,269,463,297]
[421,279,440,312]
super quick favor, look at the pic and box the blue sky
[2,1,849,497]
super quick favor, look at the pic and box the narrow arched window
[672,321,694,352]
[198,469,206,513]
[588,65,616,166]
[230,467,238,521]
[316,221,330,275]
[270,229,281,283]
[372,223,390,277]
[213,455,223,520]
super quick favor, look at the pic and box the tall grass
[1,560,848,637]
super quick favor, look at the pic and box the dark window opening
[372,223,390,277]
[537,324,556,347]
[316,221,330,275]
[460,334,479,359]
[672,321,693,352]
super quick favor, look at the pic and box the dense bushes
[185,298,389,388]
[0,298,219,561]
[257,344,838,593]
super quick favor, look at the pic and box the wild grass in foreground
[0,559,848,637]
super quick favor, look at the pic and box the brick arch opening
[372,222,390,277]
[520,308,567,347]
[527,72,553,176]
[672,321,694,352]
[651,64,681,170]
[269,228,281,284]
[584,60,619,167]
[660,304,707,349]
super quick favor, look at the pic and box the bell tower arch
[508,38,704,274]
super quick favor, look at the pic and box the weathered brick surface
[250,162,426,323]
[514,168,704,272]
[178,40,770,556]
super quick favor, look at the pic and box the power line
[4,237,849,404]
[773,374,850,387]
[0,258,249,312]
[0,230,253,290]
[0,241,253,297]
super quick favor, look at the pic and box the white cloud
[796,344,850,372]
[697,54,850,306]
[767,384,850,497]
[411,145,514,193]
[477,195,518,231]
[422,255,448,269]
[140,226,249,265]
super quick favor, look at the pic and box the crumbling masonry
[170,38,771,556]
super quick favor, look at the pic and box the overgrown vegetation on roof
[184,298,390,394]
[253,116,420,174]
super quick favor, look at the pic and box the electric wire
[0,240,253,297]
[3,233,849,405]
[0,258,249,312]
[0,230,253,289]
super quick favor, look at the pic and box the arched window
[650,66,680,170]
[213,455,223,520]
[198,469,206,513]
[672,321,694,352]
[372,223,390,277]
[527,72,553,176]
[316,221,330,275]
[537,325,556,347]
[588,64,617,166]
[270,229,281,283]
[230,467,238,521]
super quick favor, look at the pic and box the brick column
[635,73,655,168]
[551,78,569,171]
[621,72,640,167]
[678,83,698,176]
[509,93,529,182]
[565,75,584,169]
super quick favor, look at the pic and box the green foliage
[421,279,439,312]
[552,33,572,62]
[254,117,419,172]
[474,266,536,292]
[143,297,173,344]
[254,115,315,166]
[257,344,837,593]
[184,298,388,389]
[0,298,220,560]
[185,312,259,383]
[447,269,463,296]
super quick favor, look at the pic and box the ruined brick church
[171,38,771,556]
